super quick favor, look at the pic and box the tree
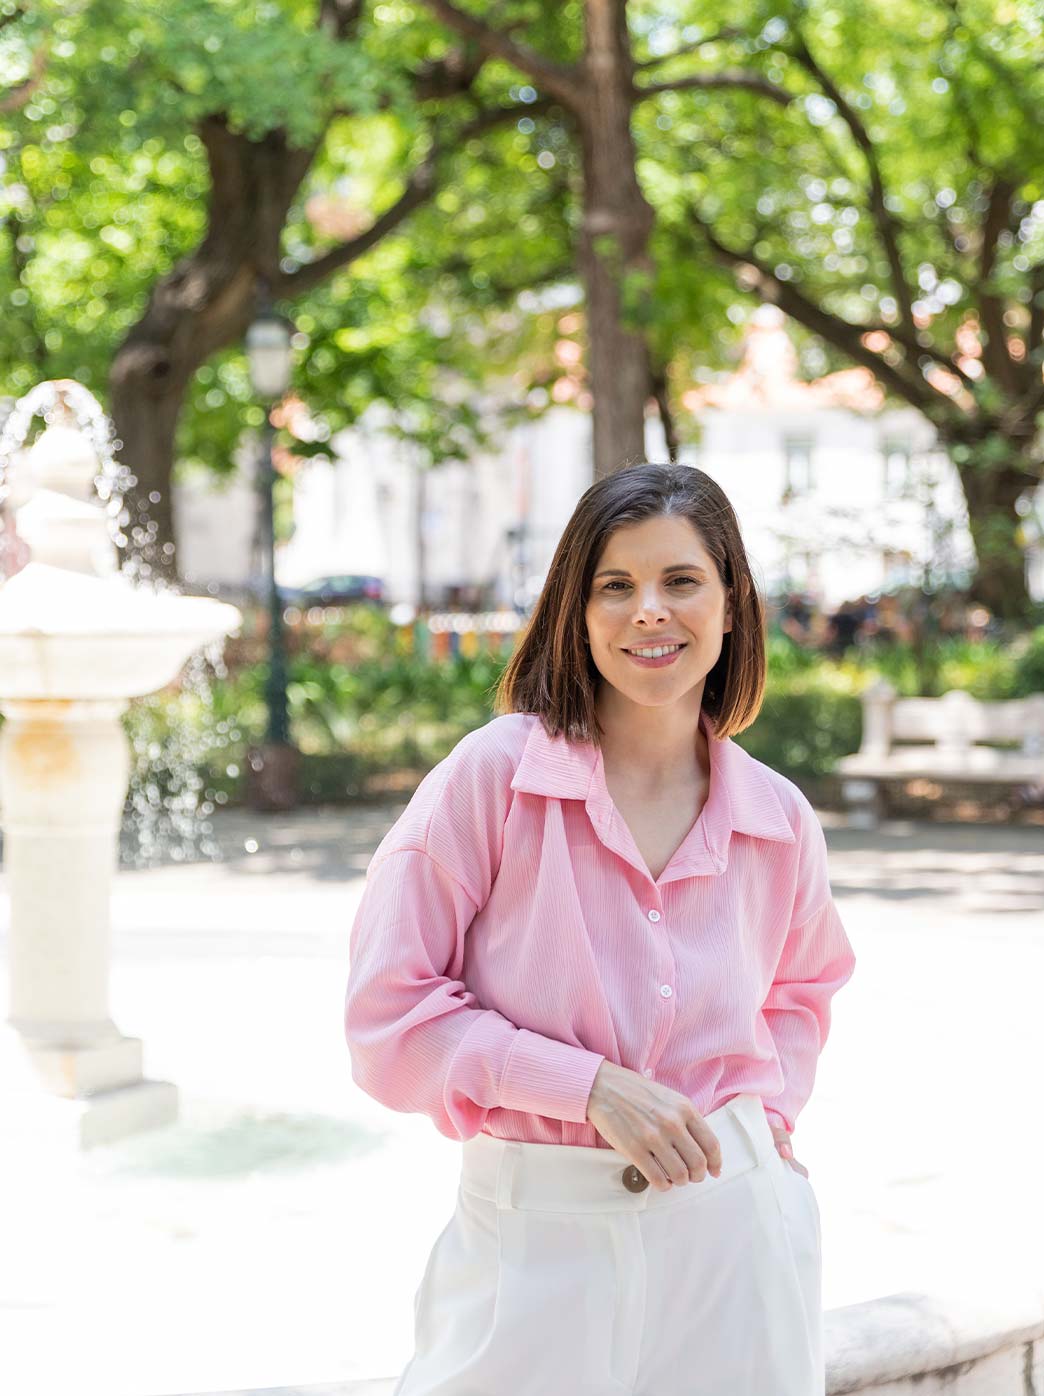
[1,0,548,574]
[7,1,1041,617]
[368,0,1044,616]
[642,0,1044,619]
[418,0,789,479]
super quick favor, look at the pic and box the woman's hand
[769,1122,809,1178]
[585,1061,723,1192]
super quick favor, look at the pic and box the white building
[172,436,259,593]
[675,306,978,607]
[173,308,1041,612]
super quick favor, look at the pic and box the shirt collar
[510,707,795,882]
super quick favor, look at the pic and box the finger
[638,1148,674,1192]
[662,1136,707,1185]
[686,1119,722,1174]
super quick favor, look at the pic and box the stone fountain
[0,380,241,1149]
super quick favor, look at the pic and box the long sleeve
[344,723,606,1140]
[760,796,856,1136]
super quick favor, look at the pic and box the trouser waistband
[460,1092,773,1214]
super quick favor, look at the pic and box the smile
[623,643,686,668]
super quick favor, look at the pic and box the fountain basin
[0,562,241,700]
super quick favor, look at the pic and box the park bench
[837,680,1044,827]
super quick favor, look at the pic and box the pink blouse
[344,707,856,1145]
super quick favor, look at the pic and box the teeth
[630,644,682,658]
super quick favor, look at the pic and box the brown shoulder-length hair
[492,462,766,743]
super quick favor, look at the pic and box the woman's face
[584,514,733,711]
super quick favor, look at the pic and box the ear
[723,588,734,634]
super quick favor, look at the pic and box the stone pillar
[0,698,177,1148]
[860,679,897,757]
[843,679,897,829]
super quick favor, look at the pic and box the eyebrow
[593,563,708,579]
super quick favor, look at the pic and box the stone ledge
[825,1284,1044,1392]
[170,1283,1044,1396]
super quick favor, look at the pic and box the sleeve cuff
[500,1030,606,1123]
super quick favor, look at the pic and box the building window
[882,440,913,498]
[782,436,814,501]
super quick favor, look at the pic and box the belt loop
[495,1139,517,1211]
[728,1094,772,1168]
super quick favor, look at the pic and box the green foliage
[0,0,580,474]
[637,0,1044,437]
[283,648,504,753]
[118,621,1044,805]
[764,630,821,676]
[737,687,863,777]
[4,0,1044,566]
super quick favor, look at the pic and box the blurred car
[280,574,385,607]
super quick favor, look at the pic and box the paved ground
[1,805,1043,1396]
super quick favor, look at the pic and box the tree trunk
[107,369,189,581]
[578,0,656,480]
[952,452,1036,621]
[108,120,314,580]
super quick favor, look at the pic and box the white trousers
[393,1092,823,1396]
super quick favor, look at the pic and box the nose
[633,585,670,624]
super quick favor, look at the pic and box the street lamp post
[245,295,299,811]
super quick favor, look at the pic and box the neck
[594,685,709,787]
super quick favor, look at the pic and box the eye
[601,577,700,591]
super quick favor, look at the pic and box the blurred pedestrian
[778,590,813,646]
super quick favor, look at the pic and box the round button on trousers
[392,1092,824,1395]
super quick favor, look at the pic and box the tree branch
[410,43,488,101]
[417,0,582,112]
[330,38,490,120]
[0,37,46,112]
[689,208,960,419]
[650,360,679,460]
[1028,260,1044,367]
[977,176,1020,395]
[439,253,575,302]
[317,0,364,40]
[788,30,915,330]
[635,70,794,105]
[277,154,438,297]
[998,380,1044,449]
[633,28,745,72]
[277,102,540,297]
[861,322,981,393]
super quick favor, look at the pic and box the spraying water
[0,378,240,866]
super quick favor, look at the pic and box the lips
[623,643,687,669]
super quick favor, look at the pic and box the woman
[345,463,856,1395]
